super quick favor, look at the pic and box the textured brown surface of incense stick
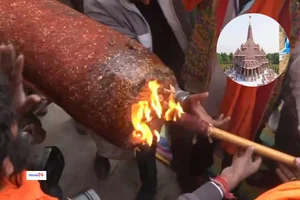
[0,0,176,148]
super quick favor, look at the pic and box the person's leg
[135,138,157,200]
[190,137,215,186]
[81,122,134,179]
[169,122,198,193]
[74,121,110,179]
[190,137,215,176]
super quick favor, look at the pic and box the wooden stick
[177,113,296,167]
[208,126,296,167]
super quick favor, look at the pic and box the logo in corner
[26,171,47,180]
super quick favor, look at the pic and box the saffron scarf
[255,181,300,200]
[0,171,57,200]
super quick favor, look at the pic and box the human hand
[275,157,300,182]
[182,92,231,128]
[0,44,41,115]
[220,146,262,191]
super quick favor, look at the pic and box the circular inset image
[217,13,290,87]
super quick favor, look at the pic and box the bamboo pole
[177,113,296,167]
[209,126,296,167]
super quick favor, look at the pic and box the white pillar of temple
[249,69,251,81]
[255,68,257,78]
[255,68,258,78]
[247,69,250,81]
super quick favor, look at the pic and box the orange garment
[0,171,57,200]
[256,181,300,200]
[220,0,288,155]
[220,81,257,154]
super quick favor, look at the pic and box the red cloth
[182,0,203,11]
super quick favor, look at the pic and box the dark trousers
[169,122,215,193]
[135,137,158,195]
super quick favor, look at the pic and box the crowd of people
[1,0,300,199]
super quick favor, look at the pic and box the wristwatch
[178,95,188,103]
[175,91,190,103]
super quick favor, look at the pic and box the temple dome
[230,15,271,81]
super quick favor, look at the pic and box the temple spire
[247,15,253,41]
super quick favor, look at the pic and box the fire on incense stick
[131,81,296,167]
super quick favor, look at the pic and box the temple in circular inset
[227,15,278,85]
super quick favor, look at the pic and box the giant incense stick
[178,113,296,167]
[0,0,176,149]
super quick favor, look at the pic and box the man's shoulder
[83,0,140,38]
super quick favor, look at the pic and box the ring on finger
[290,177,297,181]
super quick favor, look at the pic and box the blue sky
[217,14,280,54]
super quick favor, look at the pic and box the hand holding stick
[177,113,296,167]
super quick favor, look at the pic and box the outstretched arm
[177,146,262,200]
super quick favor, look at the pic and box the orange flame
[148,81,162,118]
[164,98,184,121]
[131,80,184,146]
